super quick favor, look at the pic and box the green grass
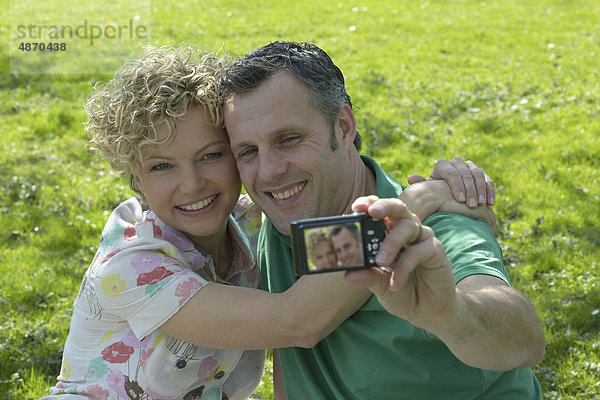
[1,0,599,399]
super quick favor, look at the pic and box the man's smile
[267,181,307,202]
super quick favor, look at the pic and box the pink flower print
[121,329,152,351]
[161,224,192,251]
[84,384,109,400]
[120,329,149,349]
[130,252,163,274]
[197,357,219,381]
[139,348,154,369]
[137,266,174,286]
[124,226,137,241]
[145,387,172,400]
[175,277,204,306]
[107,370,128,398]
[101,341,134,364]
[191,252,209,271]
[98,247,121,265]
[162,256,186,270]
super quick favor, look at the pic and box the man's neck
[343,155,377,214]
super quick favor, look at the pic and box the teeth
[272,182,306,200]
[179,196,216,211]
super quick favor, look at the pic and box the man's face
[331,227,363,267]
[224,71,356,234]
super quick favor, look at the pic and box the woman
[43,45,494,400]
[306,228,338,270]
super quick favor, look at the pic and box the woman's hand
[408,156,495,208]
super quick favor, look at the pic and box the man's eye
[238,147,257,159]
[281,135,300,145]
[150,163,170,172]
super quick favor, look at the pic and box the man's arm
[345,197,545,371]
[446,274,545,370]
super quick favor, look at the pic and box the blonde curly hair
[85,45,233,195]
[306,228,333,261]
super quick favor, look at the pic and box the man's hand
[345,196,545,371]
[408,157,495,208]
[347,196,457,322]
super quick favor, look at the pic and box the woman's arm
[160,271,370,349]
[161,159,498,350]
[400,180,496,231]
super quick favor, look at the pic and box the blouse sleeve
[231,194,263,259]
[89,220,211,340]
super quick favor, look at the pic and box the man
[329,223,363,267]
[221,41,544,399]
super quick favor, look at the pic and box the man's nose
[257,149,288,182]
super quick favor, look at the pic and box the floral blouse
[43,195,265,400]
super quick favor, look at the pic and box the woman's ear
[132,175,144,197]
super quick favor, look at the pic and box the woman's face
[135,105,241,243]
[311,241,338,270]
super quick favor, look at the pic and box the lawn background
[1,0,599,399]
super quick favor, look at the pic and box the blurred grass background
[1,0,599,398]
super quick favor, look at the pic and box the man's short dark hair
[219,41,361,151]
[330,223,360,240]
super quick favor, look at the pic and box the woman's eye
[203,152,221,161]
[150,163,170,172]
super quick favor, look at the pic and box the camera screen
[304,222,364,272]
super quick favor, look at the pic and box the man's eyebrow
[230,125,307,151]
[229,140,254,153]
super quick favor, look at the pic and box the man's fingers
[351,195,380,213]
[365,198,413,221]
[374,215,422,266]
[344,268,391,295]
[389,232,446,291]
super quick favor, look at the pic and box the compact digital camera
[290,213,386,276]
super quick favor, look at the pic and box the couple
[307,223,363,271]
[44,42,544,399]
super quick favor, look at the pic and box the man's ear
[336,104,357,150]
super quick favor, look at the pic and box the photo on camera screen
[304,222,364,272]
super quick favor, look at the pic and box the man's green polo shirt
[258,156,542,399]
